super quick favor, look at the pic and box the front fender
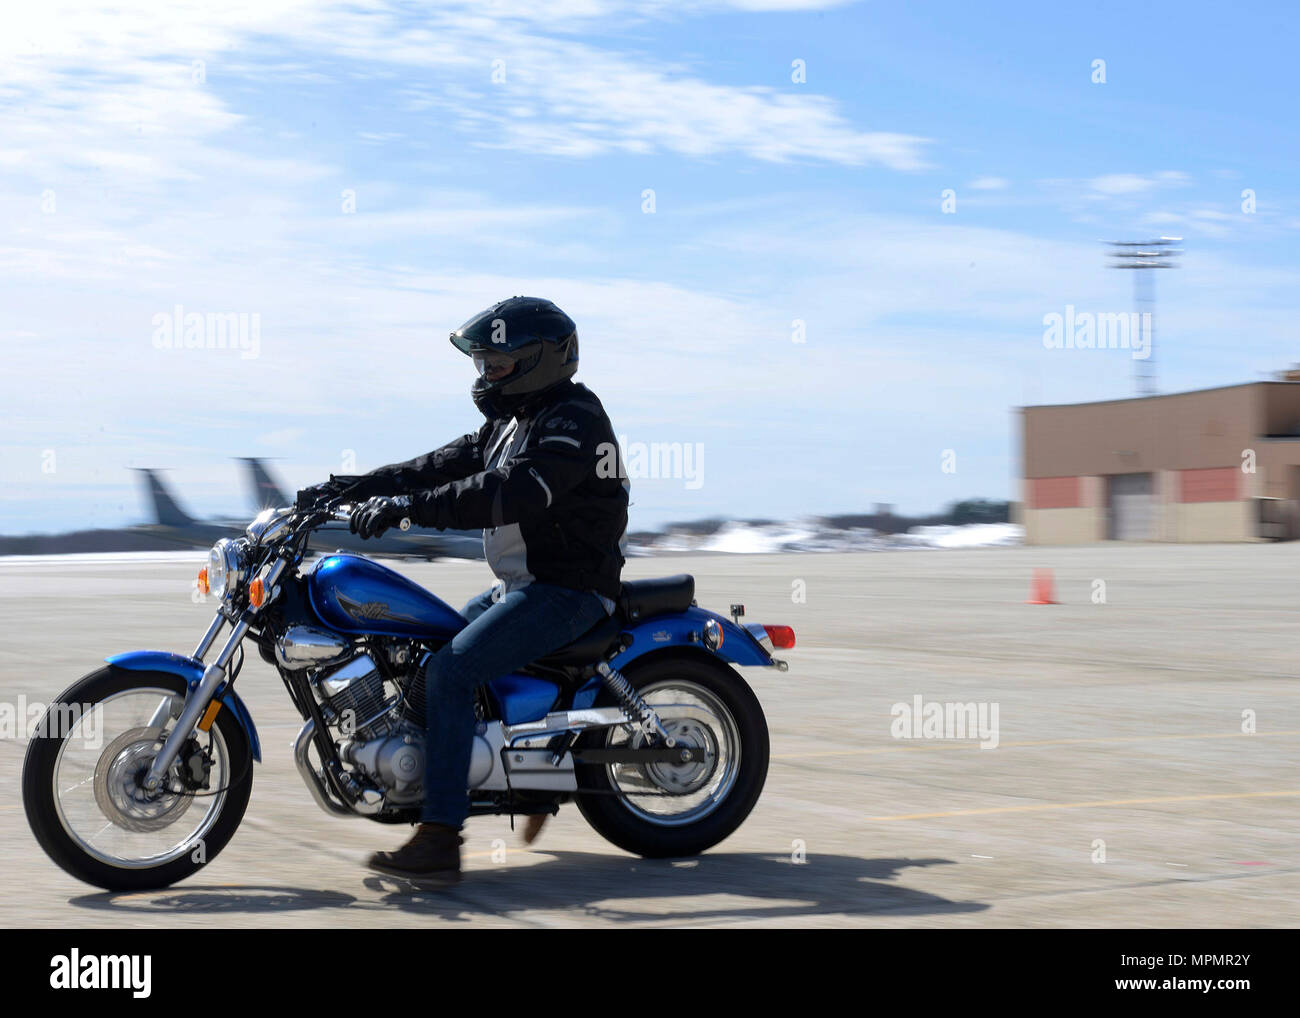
[105,650,262,762]
[572,606,774,709]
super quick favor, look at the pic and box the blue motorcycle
[22,499,795,890]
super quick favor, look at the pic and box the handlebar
[322,505,410,531]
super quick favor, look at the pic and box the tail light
[762,625,795,649]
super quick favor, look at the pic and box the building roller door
[1109,472,1154,540]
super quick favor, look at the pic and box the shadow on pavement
[71,885,357,914]
[70,852,988,923]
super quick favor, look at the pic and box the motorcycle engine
[313,649,427,804]
[340,729,425,802]
[316,654,390,733]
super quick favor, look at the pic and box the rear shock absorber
[594,661,675,747]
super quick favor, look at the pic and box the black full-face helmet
[450,296,579,418]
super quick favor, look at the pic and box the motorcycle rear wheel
[574,654,769,857]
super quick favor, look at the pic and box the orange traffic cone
[1026,568,1058,604]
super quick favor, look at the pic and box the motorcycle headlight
[207,538,248,601]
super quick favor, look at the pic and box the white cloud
[969,177,1009,190]
[419,40,928,168]
[1087,171,1192,196]
[0,2,925,178]
[1140,204,1254,239]
[1088,174,1158,195]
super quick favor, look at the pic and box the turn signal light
[196,567,209,595]
[763,625,795,649]
[702,618,724,650]
[248,577,266,608]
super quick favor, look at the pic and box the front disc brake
[93,726,195,833]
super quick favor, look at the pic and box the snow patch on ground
[629,520,1022,555]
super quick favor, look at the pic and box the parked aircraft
[133,466,483,560]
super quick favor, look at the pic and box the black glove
[295,474,364,509]
[349,495,413,540]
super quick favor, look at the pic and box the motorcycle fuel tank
[308,554,466,638]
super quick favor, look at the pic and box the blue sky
[2,0,1298,534]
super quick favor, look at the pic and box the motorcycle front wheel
[22,667,253,891]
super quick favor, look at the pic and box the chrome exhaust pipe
[293,719,357,818]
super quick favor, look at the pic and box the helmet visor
[469,342,543,386]
[472,349,520,383]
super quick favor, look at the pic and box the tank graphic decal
[336,591,422,626]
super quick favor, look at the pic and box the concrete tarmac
[0,543,1296,927]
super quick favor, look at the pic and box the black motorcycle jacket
[349,380,628,601]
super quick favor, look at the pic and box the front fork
[141,558,284,792]
[141,612,226,727]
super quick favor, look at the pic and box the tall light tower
[1106,237,1182,396]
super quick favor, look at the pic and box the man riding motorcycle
[297,296,628,884]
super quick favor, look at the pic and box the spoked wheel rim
[601,678,742,827]
[51,687,231,870]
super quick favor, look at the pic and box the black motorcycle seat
[534,613,625,668]
[531,575,696,668]
[618,574,695,622]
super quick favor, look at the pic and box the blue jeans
[420,582,609,827]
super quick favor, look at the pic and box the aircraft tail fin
[238,457,291,510]
[134,469,195,527]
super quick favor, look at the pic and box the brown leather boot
[522,814,548,845]
[367,822,463,885]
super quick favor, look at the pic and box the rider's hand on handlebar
[349,495,413,540]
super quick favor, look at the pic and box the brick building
[1020,381,1300,543]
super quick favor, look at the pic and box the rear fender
[571,606,774,709]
